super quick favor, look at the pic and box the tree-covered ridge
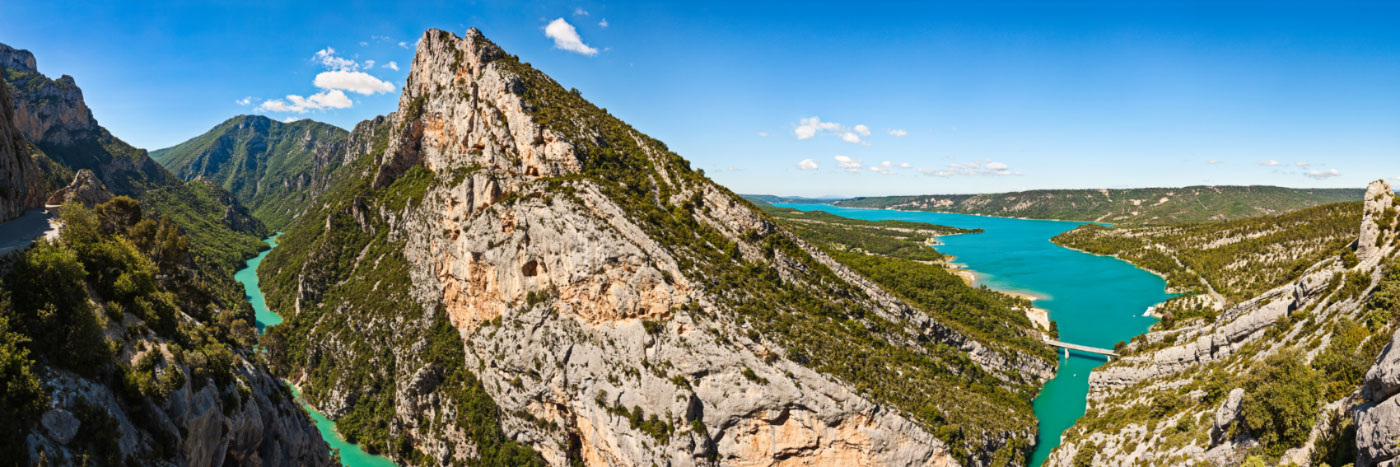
[758,205,1050,364]
[150,115,350,230]
[1052,202,1362,321]
[1,197,323,464]
[834,186,1363,225]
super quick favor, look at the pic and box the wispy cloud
[385,61,399,71]
[834,155,862,173]
[888,129,908,137]
[1295,161,1311,167]
[918,160,1015,177]
[313,70,394,95]
[757,131,770,137]
[796,158,819,170]
[599,18,609,28]
[257,90,353,113]
[1259,159,1282,166]
[1305,168,1340,180]
[794,116,870,144]
[545,18,599,56]
[236,96,254,106]
[574,7,589,15]
[1207,160,1222,165]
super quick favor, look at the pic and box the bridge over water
[1045,338,1117,359]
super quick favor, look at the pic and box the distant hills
[750,186,1364,225]
[151,115,350,229]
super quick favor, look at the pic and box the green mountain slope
[834,186,1363,225]
[151,115,349,229]
[257,28,1054,465]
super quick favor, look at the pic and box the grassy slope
[835,186,1363,225]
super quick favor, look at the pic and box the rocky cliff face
[0,71,45,220]
[1048,180,1400,466]
[261,28,1054,467]
[46,169,111,207]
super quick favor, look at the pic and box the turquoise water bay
[235,235,398,467]
[774,204,1172,466]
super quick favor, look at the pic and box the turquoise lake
[236,235,398,467]
[775,204,1173,466]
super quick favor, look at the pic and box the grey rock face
[1358,329,1400,467]
[1210,388,1244,445]
[39,409,80,444]
[0,74,46,220]
[45,169,111,206]
[1359,179,1395,263]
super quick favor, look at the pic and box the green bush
[1241,350,1323,455]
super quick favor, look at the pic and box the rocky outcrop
[45,169,111,206]
[1358,330,1400,467]
[1359,179,1395,263]
[0,72,45,220]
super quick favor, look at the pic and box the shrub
[1240,350,1323,455]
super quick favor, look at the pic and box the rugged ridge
[259,28,1054,466]
[1047,180,1400,466]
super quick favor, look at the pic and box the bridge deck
[1045,339,1117,357]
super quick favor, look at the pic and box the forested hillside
[151,115,350,230]
[834,186,1362,225]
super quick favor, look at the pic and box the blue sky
[3,1,1397,196]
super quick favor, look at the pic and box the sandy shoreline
[943,262,1052,332]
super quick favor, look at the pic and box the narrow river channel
[235,235,399,467]
[774,204,1173,466]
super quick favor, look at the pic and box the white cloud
[313,70,395,95]
[282,117,300,123]
[898,162,912,169]
[840,132,865,144]
[545,18,599,56]
[796,158,819,171]
[880,161,893,167]
[313,47,360,71]
[834,155,862,173]
[1305,168,1341,180]
[888,129,908,137]
[385,61,399,71]
[757,131,770,137]
[363,60,375,69]
[574,7,589,15]
[1295,161,1311,167]
[869,166,895,175]
[599,18,609,28]
[398,41,410,49]
[918,160,1014,177]
[236,96,254,106]
[853,124,870,137]
[1260,160,1281,166]
[1207,160,1222,165]
[257,90,353,114]
[794,116,841,140]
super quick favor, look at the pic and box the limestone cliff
[260,28,1054,467]
[1048,180,1400,466]
[0,70,45,220]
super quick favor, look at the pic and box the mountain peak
[0,43,38,73]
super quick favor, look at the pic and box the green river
[235,235,398,467]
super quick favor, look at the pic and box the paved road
[0,206,60,257]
